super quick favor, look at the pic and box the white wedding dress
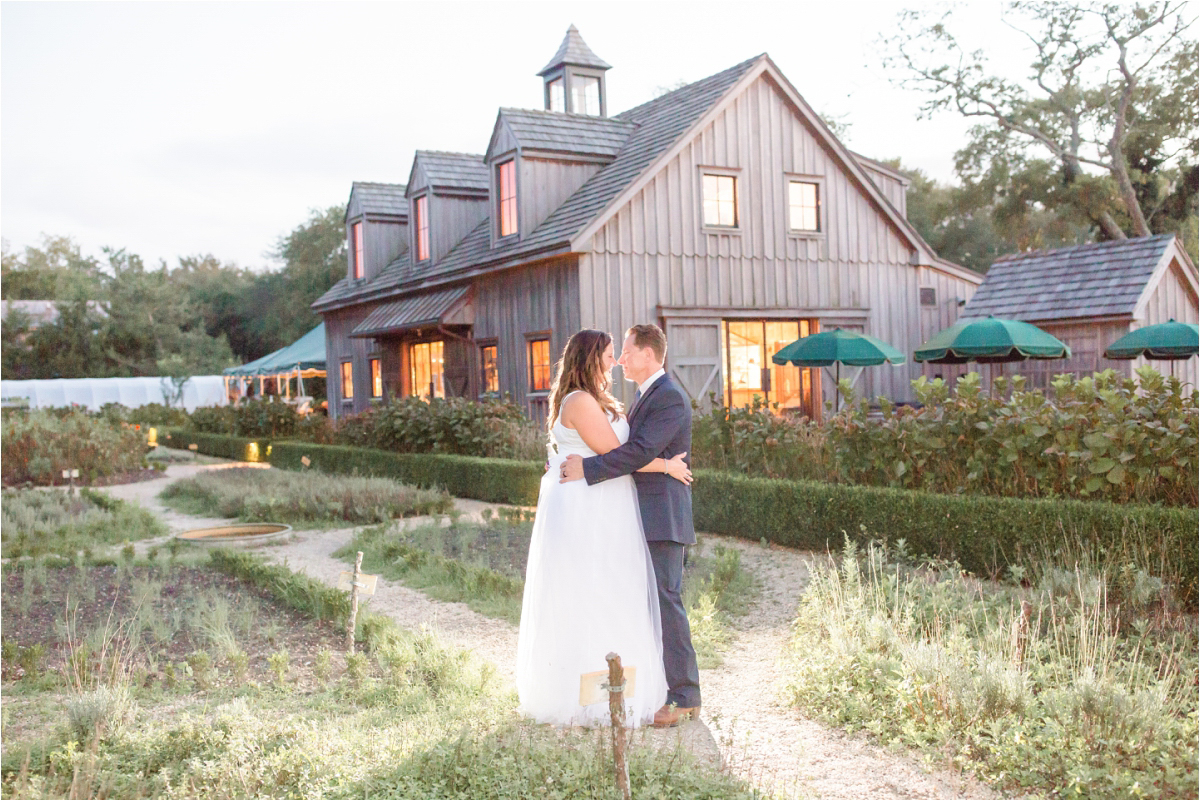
[516,399,668,727]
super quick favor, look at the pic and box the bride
[516,329,692,727]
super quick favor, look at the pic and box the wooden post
[605,652,631,801]
[346,551,363,654]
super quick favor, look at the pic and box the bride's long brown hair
[547,329,623,431]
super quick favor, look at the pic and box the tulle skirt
[516,455,668,727]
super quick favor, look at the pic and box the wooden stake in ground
[605,651,631,801]
[346,551,363,654]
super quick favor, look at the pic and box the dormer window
[498,160,517,237]
[414,195,430,261]
[547,77,565,112]
[572,75,601,116]
[352,222,364,279]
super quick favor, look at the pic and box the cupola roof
[538,24,611,76]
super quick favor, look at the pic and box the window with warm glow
[528,338,551,392]
[547,77,565,112]
[352,222,364,279]
[572,75,601,115]
[498,160,517,237]
[341,361,354,401]
[415,195,430,261]
[370,358,382,398]
[409,341,445,401]
[789,181,820,231]
[480,345,499,394]
[702,174,738,227]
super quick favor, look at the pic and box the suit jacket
[582,373,695,545]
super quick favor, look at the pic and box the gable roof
[348,182,408,220]
[486,109,635,161]
[963,234,1182,322]
[409,151,488,193]
[538,24,611,75]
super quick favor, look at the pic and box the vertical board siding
[1138,257,1200,388]
[579,73,980,403]
[431,195,488,264]
[365,219,407,282]
[324,305,373,420]
[519,158,602,240]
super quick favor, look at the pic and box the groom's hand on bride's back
[559,454,585,483]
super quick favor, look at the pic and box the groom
[560,323,701,727]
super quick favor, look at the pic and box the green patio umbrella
[772,328,906,408]
[913,316,1071,364]
[1104,319,1199,360]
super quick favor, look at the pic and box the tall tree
[886,1,1197,256]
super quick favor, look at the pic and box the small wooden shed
[963,235,1199,388]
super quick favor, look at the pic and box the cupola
[538,25,611,117]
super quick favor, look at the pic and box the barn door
[665,318,723,410]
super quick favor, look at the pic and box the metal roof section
[348,285,471,338]
[487,109,636,161]
[963,235,1178,322]
[538,24,612,76]
[348,182,409,219]
[410,151,488,193]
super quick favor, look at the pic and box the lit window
[370,358,382,398]
[789,181,819,231]
[409,341,445,401]
[341,361,354,401]
[571,75,601,115]
[415,195,429,261]
[352,222,364,279]
[528,338,551,392]
[702,174,738,227]
[547,77,565,112]
[498,160,517,237]
[480,345,499,394]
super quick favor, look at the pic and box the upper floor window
[547,77,565,112]
[341,361,354,401]
[369,358,383,398]
[572,75,601,115]
[414,195,430,261]
[528,337,551,392]
[498,160,517,237]
[789,181,820,232]
[702,174,738,228]
[480,344,499,394]
[352,222,364,279]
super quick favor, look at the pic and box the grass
[158,466,453,527]
[337,507,757,666]
[1,488,167,559]
[1,552,754,799]
[785,535,1199,799]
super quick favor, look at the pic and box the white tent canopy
[1,376,228,412]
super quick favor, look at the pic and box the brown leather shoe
[652,703,700,728]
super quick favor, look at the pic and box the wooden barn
[313,26,983,422]
[962,235,1199,389]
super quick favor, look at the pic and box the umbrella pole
[835,362,840,411]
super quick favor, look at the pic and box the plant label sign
[61,469,79,479]
[337,572,378,596]
[579,666,636,706]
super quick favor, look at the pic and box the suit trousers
[647,540,701,708]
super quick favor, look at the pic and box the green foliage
[160,466,452,526]
[158,429,267,462]
[2,408,147,486]
[691,394,826,480]
[1,488,166,559]
[98,402,190,428]
[186,398,300,438]
[787,537,1198,798]
[65,685,138,745]
[207,549,352,626]
[269,442,544,505]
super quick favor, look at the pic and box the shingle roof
[496,109,635,158]
[312,252,413,312]
[351,182,408,217]
[538,25,611,75]
[413,151,488,192]
[349,286,470,337]
[963,235,1175,322]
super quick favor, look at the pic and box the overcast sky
[2,1,1026,271]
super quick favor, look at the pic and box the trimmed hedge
[159,428,270,463]
[692,469,1199,601]
[269,441,542,505]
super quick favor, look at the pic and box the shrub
[1,408,147,486]
[98,402,189,428]
[188,399,298,438]
[1,488,167,559]
[159,429,268,462]
[65,685,138,744]
[691,394,827,481]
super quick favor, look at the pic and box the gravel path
[100,466,995,799]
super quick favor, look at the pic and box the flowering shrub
[1,409,147,486]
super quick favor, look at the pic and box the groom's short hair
[626,323,667,363]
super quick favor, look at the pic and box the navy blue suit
[582,373,701,708]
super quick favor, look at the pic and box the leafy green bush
[160,466,452,526]
[691,394,827,481]
[98,402,189,428]
[159,429,268,462]
[2,409,147,486]
[1,488,167,558]
[188,398,298,438]
[787,538,1198,798]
